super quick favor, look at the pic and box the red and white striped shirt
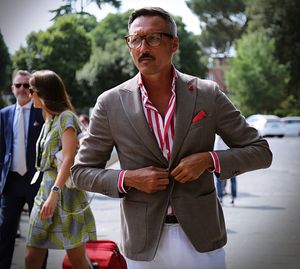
[140,71,177,161]
[117,70,220,193]
[118,70,176,193]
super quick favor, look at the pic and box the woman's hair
[128,7,177,37]
[29,70,74,114]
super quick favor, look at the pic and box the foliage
[12,14,95,111]
[225,33,289,116]
[76,11,133,109]
[173,16,208,77]
[0,31,12,107]
[187,0,300,115]
[50,0,121,21]
[246,0,300,115]
[186,0,247,55]
[12,47,28,71]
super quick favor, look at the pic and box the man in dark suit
[72,7,273,269]
[0,70,44,268]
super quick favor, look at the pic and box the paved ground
[11,137,300,268]
[223,137,300,269]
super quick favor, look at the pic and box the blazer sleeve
[71,93,121,198]
[213,84,272,179]
[0,109,4,179]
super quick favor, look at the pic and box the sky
[0,0,201,54]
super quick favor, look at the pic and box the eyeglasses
[14,83,30,89]
[124,32,173,49]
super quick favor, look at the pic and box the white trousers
[125,223,226,269]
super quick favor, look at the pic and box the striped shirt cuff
[117,170,128,193]
[209,151,220,173]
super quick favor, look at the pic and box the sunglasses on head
[14,83,30,89]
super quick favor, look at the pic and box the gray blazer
[72,70,272,260]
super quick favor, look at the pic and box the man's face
[12,74,31,105]
[128,15,179,76]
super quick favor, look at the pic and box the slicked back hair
[12,70,31,82]
[128,7,177,37]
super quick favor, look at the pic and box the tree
[225,33,289,116]
[12,14,95,111]
[76,10,134,110]
[76,11,208,110]
[12,47,28,71]
[0,30,12,107]
[246,0,300,115]
[186,0,247,56]
[50,0,121,21]
[173,16,208,77]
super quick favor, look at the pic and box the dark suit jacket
[72,70,272,260]
[0,103,44,193]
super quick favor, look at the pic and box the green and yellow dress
[27,110,96,249]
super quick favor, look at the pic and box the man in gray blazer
[72,7,272,269]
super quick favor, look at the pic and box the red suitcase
[62,240,127,269]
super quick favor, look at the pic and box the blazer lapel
[119,75,168,165]
[7,105,16,153]
[170,72,197,166]
[27,105,35,152]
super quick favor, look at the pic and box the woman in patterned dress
[25,70,96,269]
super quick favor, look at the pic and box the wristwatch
[51,185,61,193]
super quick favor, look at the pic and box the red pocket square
[192,111,207,123]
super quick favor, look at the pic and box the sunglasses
[14,83,30,89]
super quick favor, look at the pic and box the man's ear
[172,37,179,52]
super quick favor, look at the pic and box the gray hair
[12,70,31,81]
[128,7,177,37]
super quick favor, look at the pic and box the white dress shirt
[10,100,32,172]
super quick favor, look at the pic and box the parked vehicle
[281,116,300,136]
[246,114,285,138]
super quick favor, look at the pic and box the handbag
[62,240,127,269]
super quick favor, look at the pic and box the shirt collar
[138,66,178,102]
[16,100,32,110]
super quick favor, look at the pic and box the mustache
[138,52,155,62]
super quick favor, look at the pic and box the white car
[281,116,300,136]
[246,114,285,138]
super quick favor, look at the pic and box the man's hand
[124,166,169,193]
[171,152,213,183]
